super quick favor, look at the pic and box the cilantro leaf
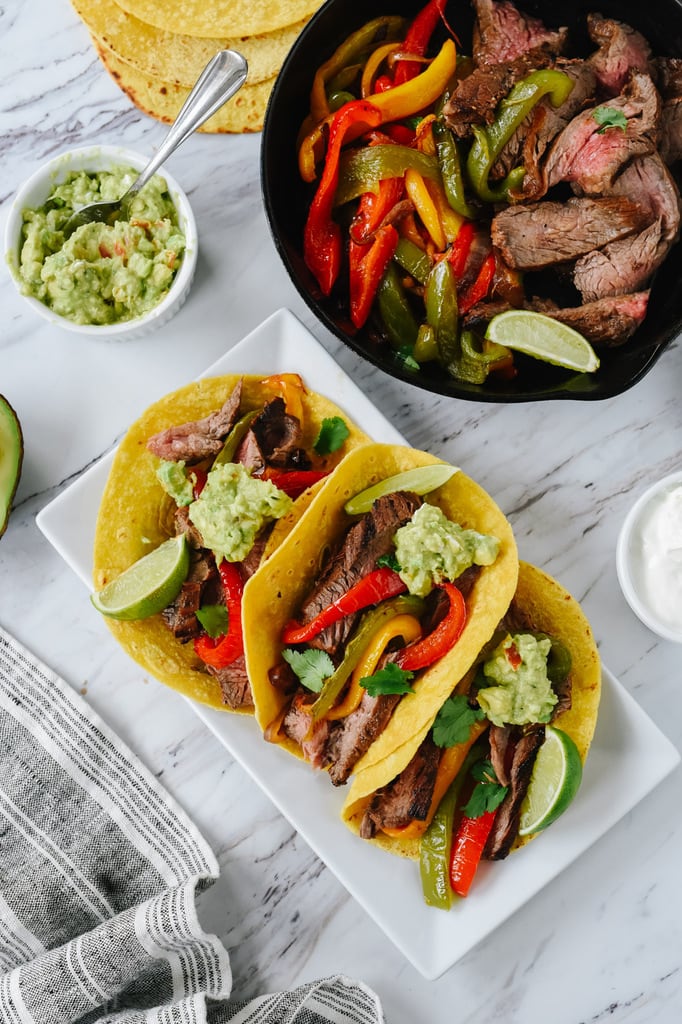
[282,648,334,693]
[471,758,498,784]
[593,106,628,134]
[376,551,401,572]
[196,604,228,638]
[432,695,486,748]
[360,662,415,696]
[463,779,508,818]
[314,416,350,455]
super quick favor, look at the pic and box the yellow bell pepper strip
[405,168,446,250]
[349,223,400,328]
[304,99,383,295]
[394,236,432,284]
[310,16,409,124]
[326,614,422,720]
[360,42,402,98]
[425,177,464,243]
[377,262,420,350]
[424,259,459,369]
[394,0,448,86]
[308,595,425,723]
[336,145,440,206]
[299,39,457,183]
[420,745,481,909]
[432,119,477,219]
[382,718,489,838]
[467,68,574,203]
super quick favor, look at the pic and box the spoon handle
[127,50,248,198]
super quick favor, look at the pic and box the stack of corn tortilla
[72,0,325,132]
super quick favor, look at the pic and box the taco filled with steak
[243,442,518,784]
[92,373,369,711]
[341,561,601,904]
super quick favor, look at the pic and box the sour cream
[624,479,682,638]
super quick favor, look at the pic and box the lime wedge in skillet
[91,534,190,621]
[344,463,459,515]
[518,725,583,836]
[485,310,600,373]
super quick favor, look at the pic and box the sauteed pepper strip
[350,224,400,328]
[259,468,330,498]
[449,804,498,897]
[394,0,448,85]
[193,561,244,668]
[396,581,466,671]
[282,567,407,644]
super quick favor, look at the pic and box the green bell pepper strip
[309,594,425,723]
[448,330,510,385]
[466,69,574,203]
[425,259,459,369]
[328,89,357,112]
[336,145,441,206]
[213,410,260,466]
[413,323,439,362]
[393,237,432,285]
[432,120,477,219]
[378,263,420,350]
[420,746,481,909]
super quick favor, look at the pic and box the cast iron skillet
[261,0,682,402]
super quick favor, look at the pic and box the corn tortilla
[92,375,370,711]
[243,442,519,760]
[342,561,602,861]
[113,0,324,39]
[72,0,307,88]
[93,38,275,133]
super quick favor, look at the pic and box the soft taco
[243,442,518,785]
[92,373,369,711]
[341,561,601,903]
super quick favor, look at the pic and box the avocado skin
[0,395,24,538]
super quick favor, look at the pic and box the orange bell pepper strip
[259,372,306,422]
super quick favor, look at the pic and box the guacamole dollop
[16,168,185,325]
[156,460,194,507]
[477,633,558,727]
[188,462,292,563]
[393,502,500,597]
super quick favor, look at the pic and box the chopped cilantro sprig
[432,694,486,748]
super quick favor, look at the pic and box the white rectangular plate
[37,308,681,980]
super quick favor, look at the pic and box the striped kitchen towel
[0,626,384,1024]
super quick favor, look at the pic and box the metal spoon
[63,49,248,235]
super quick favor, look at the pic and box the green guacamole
[394,502,500,597]
[477,633,558,727]
[16,167,185,325]
[188,462,293,563]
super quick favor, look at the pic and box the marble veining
[2,2,682,1021]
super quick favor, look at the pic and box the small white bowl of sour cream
[616,470,682,643]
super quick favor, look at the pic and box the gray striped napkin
[0,626,384,1024]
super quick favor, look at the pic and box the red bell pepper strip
[260,468,330,499]
[349,223,400,328]
[350,176,404,245]
[282,567,407,644]
[459,252,496,313]
[394,0,448,85]
[449,807,497,897]
[446,221,474,278]
[374,74,394,93]
[395,581,466,671]
[385,123,417,146]
[191,466,208,498]
[193,561,244,668]
[304,100,383,296]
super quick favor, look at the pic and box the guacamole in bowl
[5,146,197,338]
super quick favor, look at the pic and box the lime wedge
[91,535,190,621]
[517,725,583,836]
[485,311,600,373]
[344,463,459,515]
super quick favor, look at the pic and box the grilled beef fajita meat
[472,0,567,66]
[162,550,220,642]
[587,13,652,97]
[326,691,403,786]
[147,380,243,462]
[574,219,665,302]
[209,655,254,710]
[529,292,650,346]
[484,724,546,859]
[360,734,441,838]
[235,397,310,473]
[654,57,682,164]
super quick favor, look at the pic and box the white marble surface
[2,3,682,1021]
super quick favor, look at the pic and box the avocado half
[0,395,23,538]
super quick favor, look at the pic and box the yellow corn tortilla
[243,442,519,761]
[72,0,308,88]
[92,374,370,711]
[341,561,602,860]
[93,38,275,133]
[113,0,324,38]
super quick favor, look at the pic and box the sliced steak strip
[208,655,253,710]
[360,734,441,839]
[443,50,551,139]
[574,219,664,301]
[240,524,273,579]
[162,550,219,642]
[282,691,331,769]
[472,0,567,66]
[488,724,514,788]
[610,153,681,246]
[325,691,401,786]
[530,291,650,346]
[299,491,422,657]
[491,196,651,270]
[484,724,546,860]
[147,379,243,462]
[587,13,652,97]
[174,505,205,549]
[655,57,682,164]
[544,72,660,196]
[235,397,310,474]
